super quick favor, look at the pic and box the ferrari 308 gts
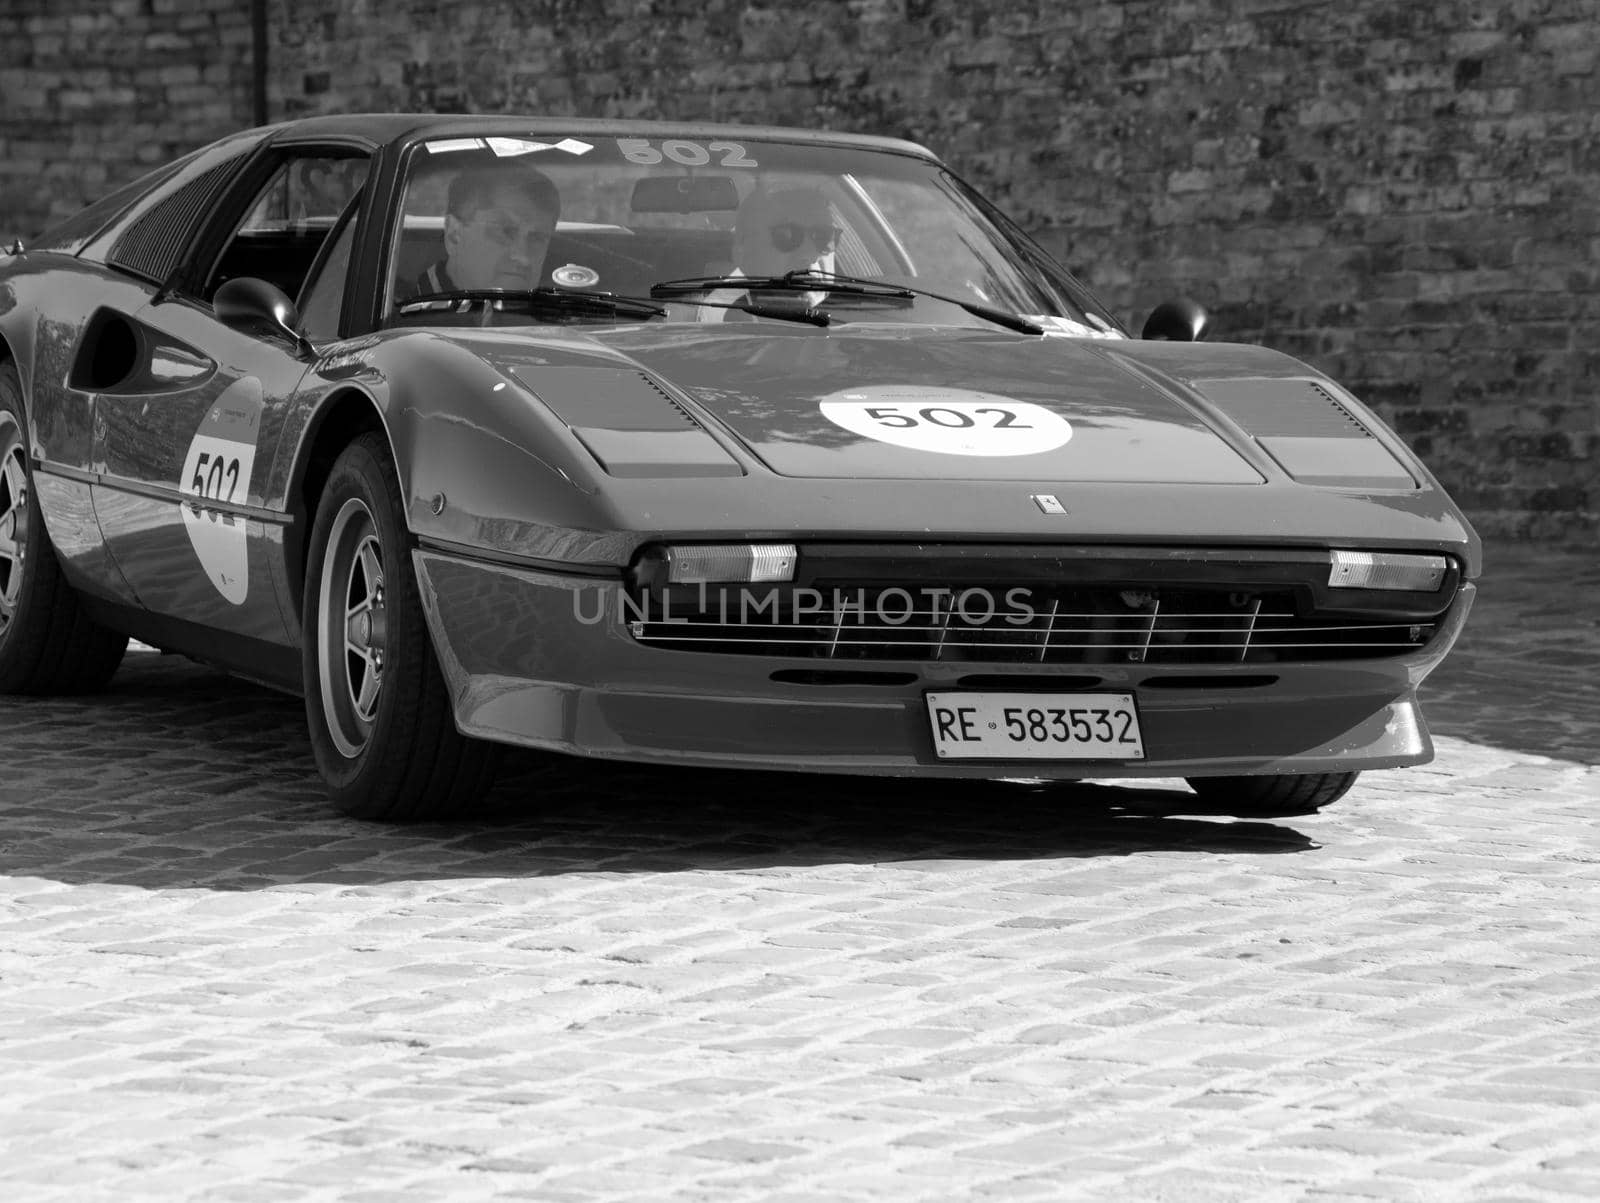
[0,115,1478,819]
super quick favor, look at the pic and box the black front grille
[628,583,1436,665]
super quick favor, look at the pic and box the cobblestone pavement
[1,538,1596,1202]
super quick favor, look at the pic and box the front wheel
[1183,771,1360,817]
[301,433,499,819]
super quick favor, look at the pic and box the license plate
[925,692,1145,760]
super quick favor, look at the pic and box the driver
[699,186,839,321]
[413,164,560,296]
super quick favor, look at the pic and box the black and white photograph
[1,1,1596,1198]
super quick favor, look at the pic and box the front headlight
[1328,551,1447,591]
[661,543,798,584]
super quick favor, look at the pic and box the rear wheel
[302,432,499,819]
[1183,771,1359,817]
[0,362,127,694]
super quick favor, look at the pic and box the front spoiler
[413,549,1475,780]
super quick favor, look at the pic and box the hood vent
[510,365,741,478]
[510,366,699,431]
[1191,377,1416,489]
[1193,377,1369,438]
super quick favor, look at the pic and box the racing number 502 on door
[177,379,265,606]
[190,450,241,504]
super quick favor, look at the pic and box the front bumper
[413,549,1475,779]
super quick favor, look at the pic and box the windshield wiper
[651,270,1041,334]
[651,273,914,301]
[397,287,666,320]
[397,286,829,327]
[782,269,1045,335]
[662,295,830,327]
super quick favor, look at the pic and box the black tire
[0,362,127,694]
[301,432,499,819]
[1183,770,1360,817]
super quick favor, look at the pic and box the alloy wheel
[0,433,28,631]
[317,497,387,758]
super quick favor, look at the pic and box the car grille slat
[629,583,1439,665]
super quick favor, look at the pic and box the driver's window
[205,153,370,303]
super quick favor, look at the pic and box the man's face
[445,184,556,289]
[740,189,838,277]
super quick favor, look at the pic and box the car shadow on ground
[0,654,1319,894]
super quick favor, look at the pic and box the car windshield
[383,132,1122,337]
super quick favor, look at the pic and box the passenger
[291,158,368,226]
[700,185,839,320]
[731,185,839,277]
[413,164,560,296]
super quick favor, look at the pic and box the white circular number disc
[179,377,263,606]
[819,386,1071,457]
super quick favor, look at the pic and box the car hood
[604,324,1272,482]
[467,323,1423,489]
[366,321,1477,570]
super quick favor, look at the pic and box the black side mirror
[1141,297,1209,342]
[214,277,314,354]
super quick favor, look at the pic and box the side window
[241,156,368,233]
[100,159,247,284]
[297,196,362,342]
[79,129,262,276]
[202,154,370,304]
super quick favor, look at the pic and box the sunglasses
[769,222,840,253]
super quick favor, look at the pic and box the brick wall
[2,0,1596,541]
[0,0,253,220]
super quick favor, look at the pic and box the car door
[20,133,261,608]
[90,145,372,658]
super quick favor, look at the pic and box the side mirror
[1141,297,1209,342]
[214,277,314,354]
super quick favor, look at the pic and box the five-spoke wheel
[317,498,388,758]
[0,429,28,632]
[302,432,499,819]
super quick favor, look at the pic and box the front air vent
[1193,377,1370,439]
[769,669,918,686]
